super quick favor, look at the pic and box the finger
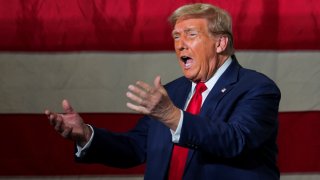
[136,81,153,93]
[128,84,148,99]
[126,102,150,114]
[54,119,62,132]
[54,114,64,132]
[49,114,56,125]
[44,110,50,116]
[61,127,72,138]
[48,112,59,125]
[126,91,145,105]
[45,110,55,119]
[45,110,53,123]
[62,99,74,114]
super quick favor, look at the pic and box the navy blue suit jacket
[76,57,281,180]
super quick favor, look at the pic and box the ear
[216,35,228,53]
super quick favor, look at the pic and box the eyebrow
[172,27,199,35]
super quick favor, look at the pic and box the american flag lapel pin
[221,88,227,93]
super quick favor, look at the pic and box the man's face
[172,18,219,82]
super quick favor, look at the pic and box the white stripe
[0,51,319,113]
[281,174,320,180]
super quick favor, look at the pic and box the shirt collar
[191,56,232,92]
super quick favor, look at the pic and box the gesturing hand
[45,99,92,147]
[126,76,181,130]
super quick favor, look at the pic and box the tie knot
[196,82,207,94]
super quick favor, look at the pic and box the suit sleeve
[74,116,149,168]
[178,79,281,158]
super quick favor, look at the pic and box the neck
[203,54,229,82]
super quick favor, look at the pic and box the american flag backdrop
[0,0,319,179]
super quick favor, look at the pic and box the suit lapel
[201,58,241,115]
[175,79,192,110]
[184,57,241,173]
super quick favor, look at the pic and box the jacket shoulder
[238,67,281,95]
[164,76,189,90]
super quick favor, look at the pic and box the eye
[173,34,180,40]
[187,31,198,38]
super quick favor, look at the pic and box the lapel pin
[221,88,227,93]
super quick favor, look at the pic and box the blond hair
[169,3,234,55]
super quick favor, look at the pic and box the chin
[183,74,196,81]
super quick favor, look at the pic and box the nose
[175,38,187,51]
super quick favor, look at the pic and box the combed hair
[169,3,234,55]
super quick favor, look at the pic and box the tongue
[185,59,192,68]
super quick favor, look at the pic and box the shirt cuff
[75,124,94,157]
[170,110,184,143]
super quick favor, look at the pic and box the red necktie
[168,82,207,180]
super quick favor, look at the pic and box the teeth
[180,56,192,69]
[185,59,192,68]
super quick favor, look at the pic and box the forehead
[173,18,209,32]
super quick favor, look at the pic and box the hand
[126,76,181,130]
[45,99,92,147]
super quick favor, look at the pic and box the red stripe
[0,112,319,175]
[0,0,319,51]
[1,113,144,176]
[277,111,320,172]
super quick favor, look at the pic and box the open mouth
[181,56,190,63]
[181,56,193,68]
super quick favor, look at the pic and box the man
[46,3,281,180]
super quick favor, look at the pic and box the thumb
[154,75,168,95]
[62,99,74,114]
[154,75,162,89]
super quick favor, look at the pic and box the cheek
[190,39,208,53]
[174,42,179,51]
